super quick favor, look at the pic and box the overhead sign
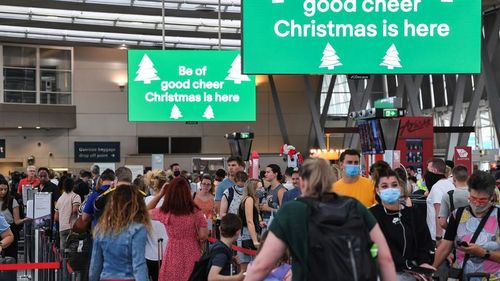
[454,146,472,176]
[74,142,120,163]
[0,139,4,158]
[128,50,256,121]
[242,0,481,74]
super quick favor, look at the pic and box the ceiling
[0,0,498,50]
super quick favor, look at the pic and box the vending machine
[394,117,434,177]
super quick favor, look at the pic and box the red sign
[398,116,434,138]
[453,146,472,176]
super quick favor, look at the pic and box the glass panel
[40,71,71,92]
[3,68,36,91]
[40,48,71,70]
[40,93,71,105]
[4,91,36,103]
[3,46,36,68]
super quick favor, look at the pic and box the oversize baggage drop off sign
[242,0,480,74]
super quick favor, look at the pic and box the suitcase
[0,254,17,281]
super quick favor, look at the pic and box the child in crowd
[208,213,244,281]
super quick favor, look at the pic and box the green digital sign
[242,0,481,74]
[128,50,256,121]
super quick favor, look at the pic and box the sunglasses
[469,195,491,205]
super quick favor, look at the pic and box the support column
[268,75,290,144]
[446,75,467,159]
[404,75,424,116]
[481,38,500,141]
[304,75,327,149]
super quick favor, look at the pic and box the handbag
[241,239,257,251]
[447,206,495,280]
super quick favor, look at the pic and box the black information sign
[74,142,120,163]
[348,74,371,80]
[0,139,5,158]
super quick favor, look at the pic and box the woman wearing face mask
[370,168,435,280]
[433,171,500,280]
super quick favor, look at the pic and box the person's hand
[259,221,267,228]
[419,263,436,271]
[260,204,272,212]
[233,255,241,265]
[253,241,260,248]
[446,253,454,265]
[458,243,486,257]
[159,183,168,196]
[236,270,245,281]
[284,269,292,281]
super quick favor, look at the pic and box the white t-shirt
[145,196,168,261]
[426,179,455,240]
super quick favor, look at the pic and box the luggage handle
[157,238,164,269]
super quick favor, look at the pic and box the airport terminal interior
[0,0,499,281]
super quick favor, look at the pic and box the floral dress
[152,209,207,281]
[452,207,500,281]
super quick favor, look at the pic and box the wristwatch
[483,249,491,259]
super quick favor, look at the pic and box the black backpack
[188,244,230,281]
[298,193,377,281]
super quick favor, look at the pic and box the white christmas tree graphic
[169,104,183,120]
[134,54,160,84]
[202,105,215,120]
[319,43,342,70]
[380,44,402,70]
[225,54,251,84]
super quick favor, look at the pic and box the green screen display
[242,0,481,74]
[128,50,256,121]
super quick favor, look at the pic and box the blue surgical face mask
[345,164,360,177]
[379,188,401,205]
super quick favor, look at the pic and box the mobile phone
[457,241,469,247]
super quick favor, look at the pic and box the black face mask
[424,170,445,190]
[173,171,181,177]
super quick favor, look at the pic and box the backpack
[298,193,377,281]
[188,243,230,281]
[448,190,455,213]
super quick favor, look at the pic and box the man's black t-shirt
[209,240,233,275]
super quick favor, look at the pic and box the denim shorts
[237,227,255,264]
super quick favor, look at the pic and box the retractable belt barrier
[207,237,258,256]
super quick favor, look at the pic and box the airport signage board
[0,139,5,158]
[242,0,481,74]
[74,142,120,163]
[128,50,256,122]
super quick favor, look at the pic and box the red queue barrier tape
[207,237,258,256]
[0,262,60,271]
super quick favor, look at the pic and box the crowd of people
[0,151,499,281]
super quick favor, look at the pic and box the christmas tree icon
[225,54,250,84]
[380,44,402,70]
[169,104,183,120]
[319,43,342,70]
[202,105,215,120]
[134,54,160,84]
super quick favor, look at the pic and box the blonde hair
[300,158,337,198]
[94,184,151,236]
[331,164,342,180]
[148,169,167,193]
[244,179,261,210]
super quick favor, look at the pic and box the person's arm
[72,213,91,233]
[72,195,82,215]
[244,198,259,247]
[54,210,59,222]
[220,195,229,218]
[0,228,14,251]
[458,243,500,263]
[88,237,103,281]
[438,196,450,229]
[369,224,397,281]
[12,206,28,225]
[146,184,167,210]
[432,240,454,269]
[434,203,443,241]
[277,188,286,208]
[244,231,287,281]
[208,266,244,281]
[132,227,149,281]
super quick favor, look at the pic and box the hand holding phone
[457,241,469,247]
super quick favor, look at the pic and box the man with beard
[425,158,454,244]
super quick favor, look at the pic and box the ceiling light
[17,126,22,129]
[35,126,41,129]
[119,43,127,50]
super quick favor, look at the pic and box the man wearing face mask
[425,158,455,243]
[331,149,376,208]
[170,163,181,178]
[433,171,500,280]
